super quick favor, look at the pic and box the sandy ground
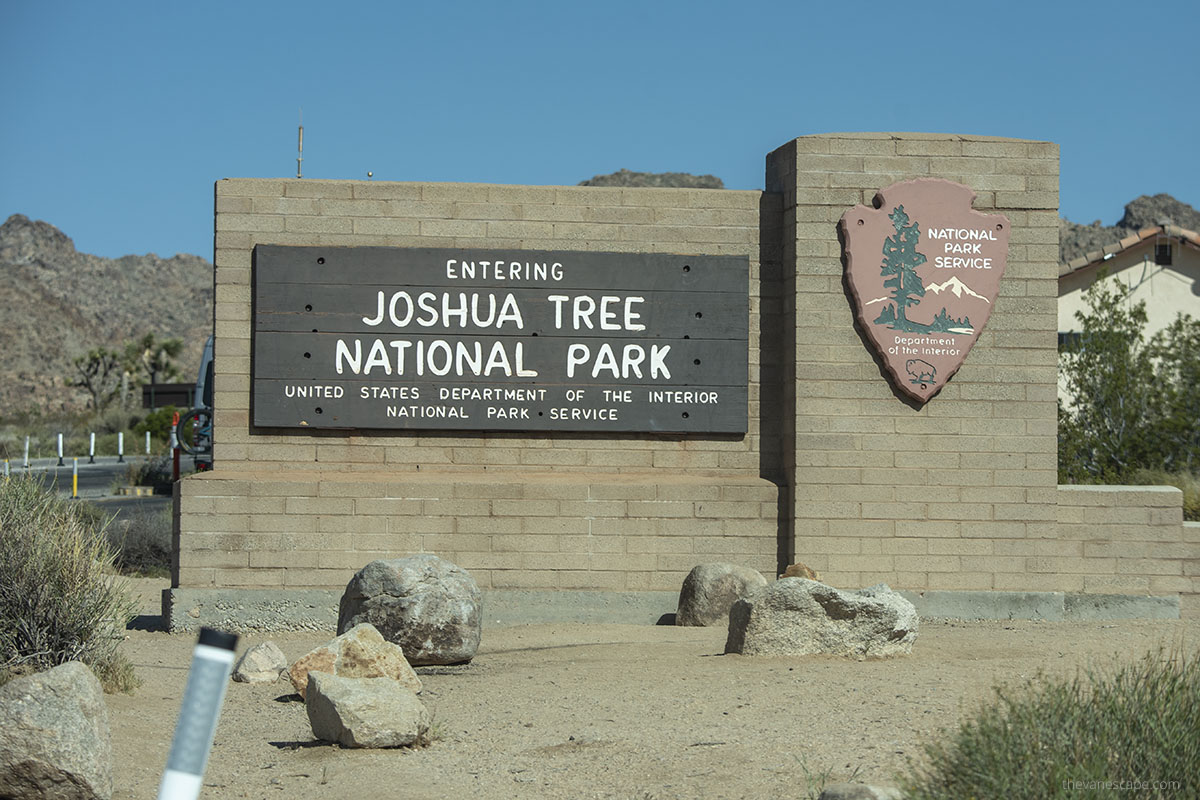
[107,579,1200,800]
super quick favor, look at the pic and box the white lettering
[363,291,385,326]
[335,339,361,375]
[416,292,439,326]
[363,339,392,375]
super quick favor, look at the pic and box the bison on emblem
[906,359,936,385]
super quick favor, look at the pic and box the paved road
[5,455,198,500]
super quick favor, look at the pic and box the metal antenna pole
[297,109,304,179]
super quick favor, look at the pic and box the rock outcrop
[338,555,482,666]
[289,623,422,700]
[306,671,431,749]
[725,578,918,658]
[0,661,112,800]
[676,563,767,627]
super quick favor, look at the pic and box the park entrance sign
[840,179,1010,403]
[251,245,749,433]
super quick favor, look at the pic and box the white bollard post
[57,433,64,467]
[146,431,151,456]
[118,432,125,464]
[89,432,96,464]
[23,436,30,469]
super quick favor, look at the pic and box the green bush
[134,404,180,445]
[900,649,1200,800]
[1059,279,1200,482]
[0,476,139,692]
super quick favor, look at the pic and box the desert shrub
[120,455,174,492]
[900,649,1200,800]
[134,404,180,445]
[108,503,172,578]
[1059,279,1200,482]
[0,476,139,692]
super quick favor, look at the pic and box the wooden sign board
[251,246,749,433]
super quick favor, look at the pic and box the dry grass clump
[901,649,1200,799]
[0,476,139,692]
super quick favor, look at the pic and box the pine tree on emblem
[880,205,927,332]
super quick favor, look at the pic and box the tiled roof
[1060,225,1200,277]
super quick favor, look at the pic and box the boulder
[289,623,422,700]
[725,578,918,658]
[676,563,768,627]
[0,661,112,800]
[337,555,482,666]
[306,671,431,748]
[232,641,287,683]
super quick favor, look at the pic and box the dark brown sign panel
[252,246,749,433]
[840,179,1010,403]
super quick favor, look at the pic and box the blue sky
[2,0,1196,260]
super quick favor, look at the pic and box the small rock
[337,555,482,666]
[779,561,821,581]
[819,783,904,800]
[232,641,287,683]
[676,563,768,627]
[306,671,431,748]
[0,661,112,800]
[289,623,422,700]
[725,578,918,657]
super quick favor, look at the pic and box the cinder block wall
[178,180,785,591]
[767,133,1062,593]
[174,135,1195,621]
[1057,485,1196,614]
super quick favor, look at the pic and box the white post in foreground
[23,436,30,469]
[118,432,125,464]
[146,431,151,456]
[57,433,64,467]
[158,628,238,800]
[89,432,96,464]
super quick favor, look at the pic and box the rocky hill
[579,169,725,189]
[0,214,213,415]
[1060,194,1200,264]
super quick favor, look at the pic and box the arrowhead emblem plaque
[840,179,1010,403]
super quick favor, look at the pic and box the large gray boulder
[338,555,482,666]
[0,661,112,800]
[676,563,768,626]
[306,671,431,748]
[289,623,422,700]
[725,578,918,657]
